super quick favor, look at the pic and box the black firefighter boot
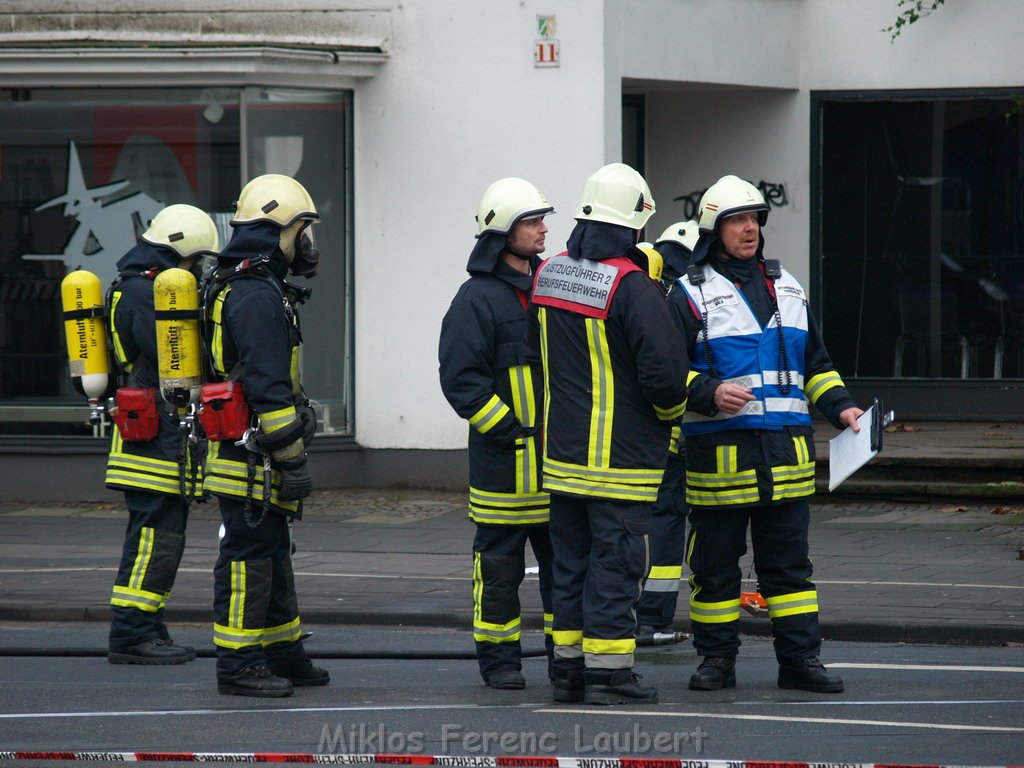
[551,668,585,703]
[155,607,197,662]
[688,656,737,690]
[778,656,845,693]
[267,640,330,687]
[583,668,659,705]
[218,663,294,697]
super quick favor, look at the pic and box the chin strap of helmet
[502,245,533,261]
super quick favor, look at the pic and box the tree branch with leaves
[884,0,946,41]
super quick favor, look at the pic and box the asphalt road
[0,624,1022,766]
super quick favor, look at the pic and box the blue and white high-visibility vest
[676,262,811,436]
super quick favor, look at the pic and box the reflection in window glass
[818,95,1023,380]
[0,87,352,435]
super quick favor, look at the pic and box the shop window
[816,93,1024,380]
[0,86,353,435]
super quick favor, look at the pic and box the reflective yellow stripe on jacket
[543,457,663,503]
[468,487,549,525]
[202,441,299,515]
[105,428,203,497]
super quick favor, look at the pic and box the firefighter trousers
[212,497,308,677]
[472,522,554,680]
[687,499,821,663]
[636,471,686,629]
[109,490,188,649]
[548,494,652,673]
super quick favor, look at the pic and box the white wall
[354,1,608,450]
[644,89,809,285]
[801,0,1024,90]
[356,0,1024,451]
[610,0,802,90]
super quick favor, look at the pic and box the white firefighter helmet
[476,177,554,238]
[697,175,768,232]
[231,174,319,228]
[142,204,220,260]
[655,219,700,253]
[575,163,655,230]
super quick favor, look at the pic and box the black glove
[297,402,318,447]
[277,456,312,501]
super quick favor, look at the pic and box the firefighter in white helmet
[632,220,700,640]
[439,177,555,690]
[105,203,219,665]
[201,174,328,697]
[654,219,700,286]
[528,163,690,705]
[668,174,863,693]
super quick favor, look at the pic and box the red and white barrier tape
[1,754,1020,767]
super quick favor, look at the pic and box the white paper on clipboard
[827,405,877,491]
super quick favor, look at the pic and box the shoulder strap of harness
[103,268,162,383]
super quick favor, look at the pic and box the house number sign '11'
[535,14,560,67]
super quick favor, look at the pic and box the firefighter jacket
[527,220,690,503]
[439,234,548,524]
[105,242,202,499]
[667,241,857,509]
[201,222,307,519]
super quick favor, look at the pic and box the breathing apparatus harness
[105,267,205,504]
[199,254,309,528]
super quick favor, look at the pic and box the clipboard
[828,397,895,491]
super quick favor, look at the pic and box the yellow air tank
[639,245,664,283]
[154,267,203,410]
[60,269,110,420]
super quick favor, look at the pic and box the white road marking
[772,699,1024,706]
[539,708,1024,733]
[830,662,1024,672]
[0,702,526,720]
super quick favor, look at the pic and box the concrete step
[817,461,1024,501]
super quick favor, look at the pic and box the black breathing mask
[290,224,320,279]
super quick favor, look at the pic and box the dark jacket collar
[218,221,289,281]
[115,241,180,274]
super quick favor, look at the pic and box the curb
[2,603,1020,648]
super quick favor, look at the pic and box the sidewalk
[0,419,1021,647]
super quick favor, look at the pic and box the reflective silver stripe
[587,318,611,468]
[724,373,764,389]
[544,459,663,484]
[642,579,680,594]
[763,371,804,389]
[584,652,634,670]
[691,603,741,619]
[683,399,764,423]
[470,510,549,524]
[213,627,261,647]
[765,397,810,414]
[262,623,302,645]
[554,644,583,659]
[543,475,659,503]
[469,396,509,432]
[468,489,548,506]
[110,587,162,610]
[473,624,521,640]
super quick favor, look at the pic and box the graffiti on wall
[673,180,789,221]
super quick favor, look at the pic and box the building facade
[1,0,1021,499]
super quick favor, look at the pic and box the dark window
[815,92,1024,381]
